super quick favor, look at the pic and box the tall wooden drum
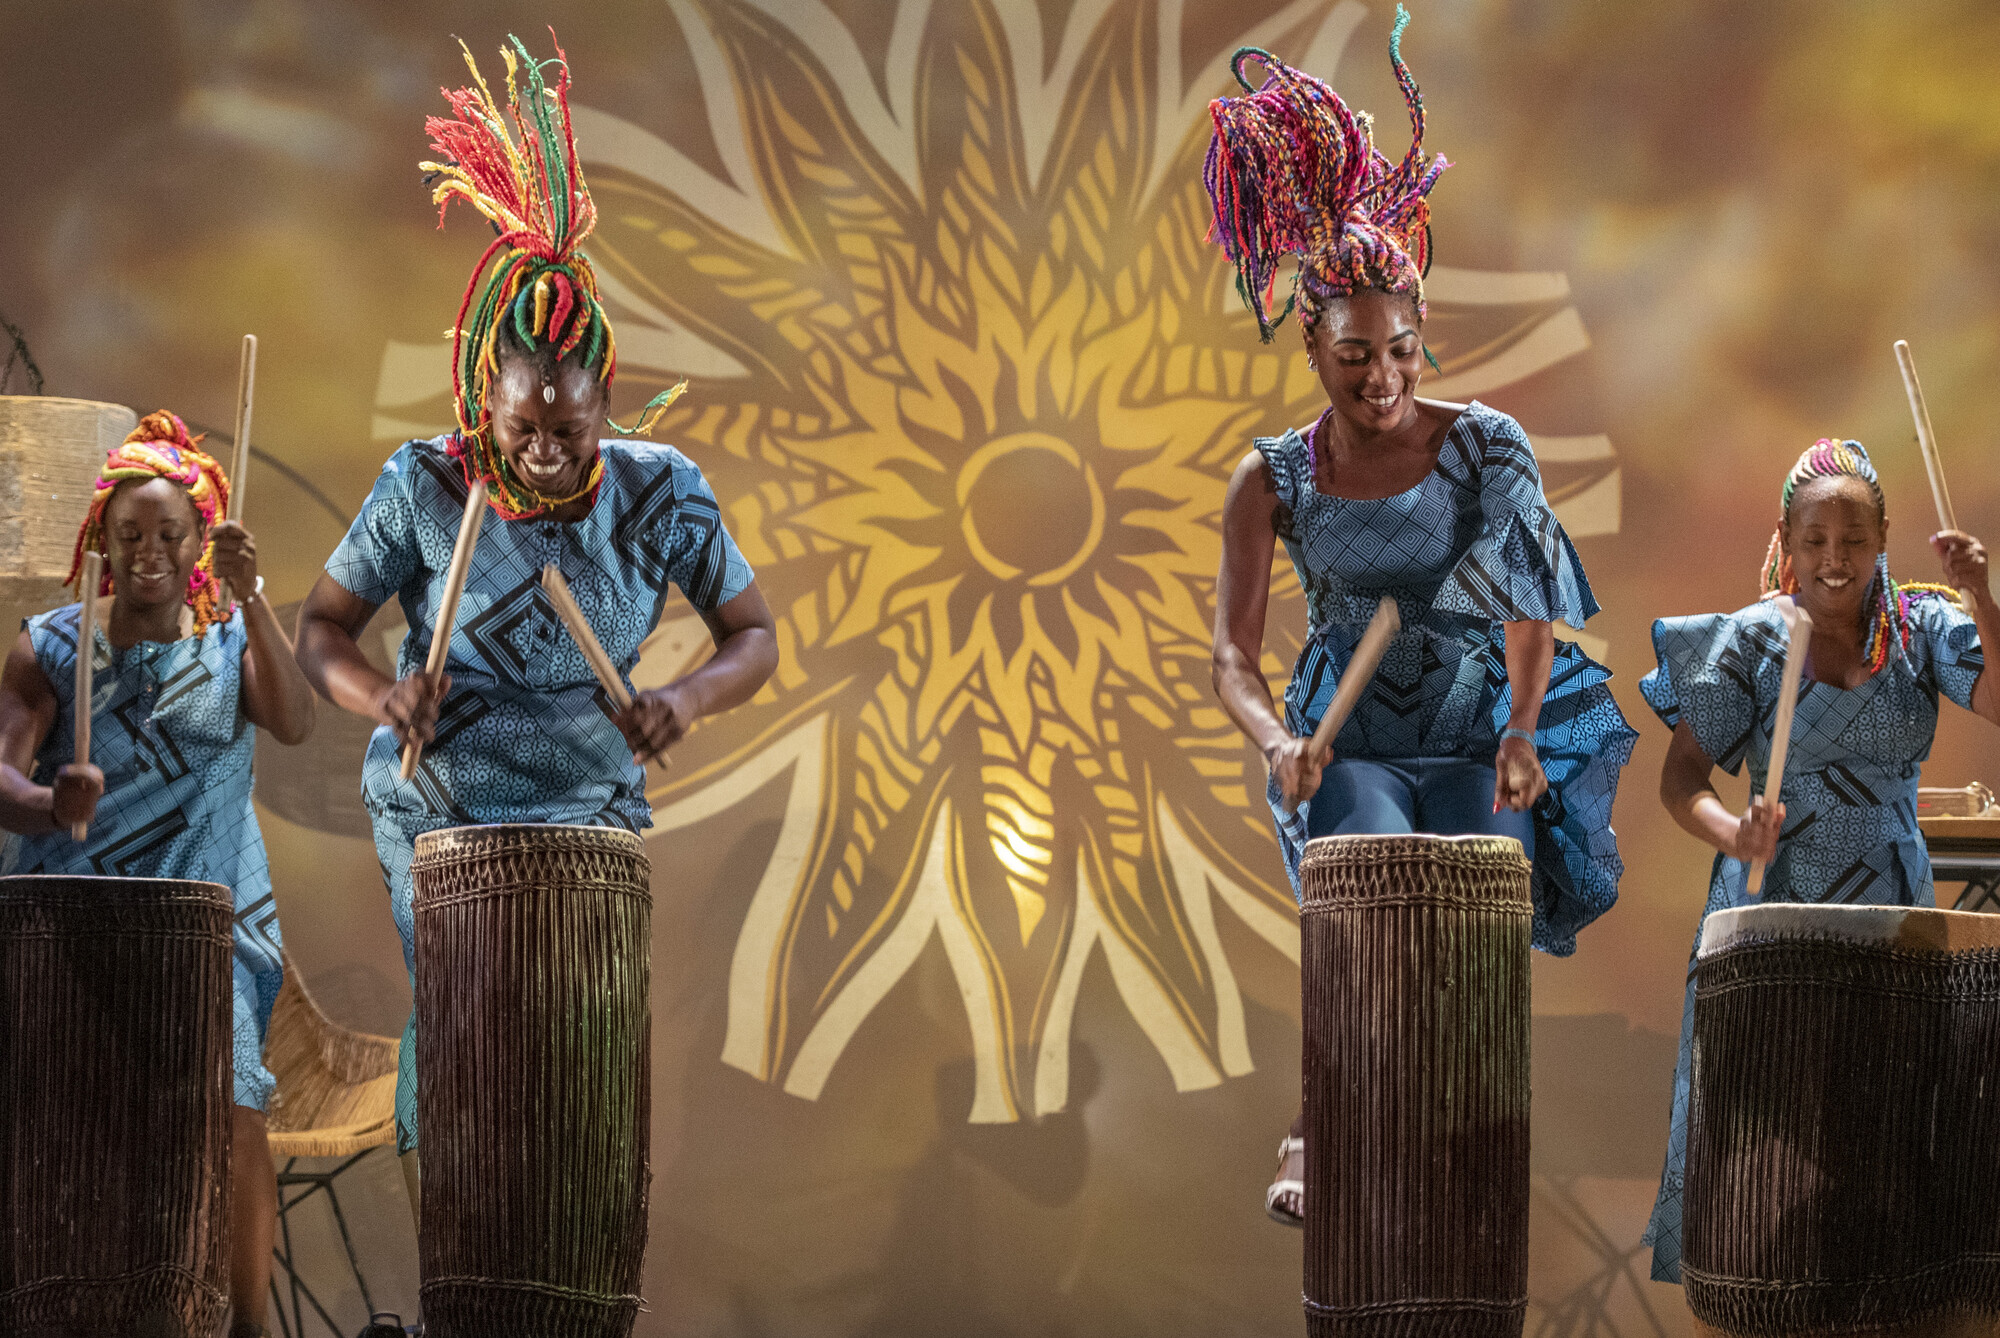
[0,875,235,1337]
[412,823,653,1337]
[1298,834,1533,1338]
[0,397,137,635]
[1684,904,2000,1338]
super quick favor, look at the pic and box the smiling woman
[1639,436,2000,1283]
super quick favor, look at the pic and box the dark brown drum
[412,823,652,1337]
[1299,834,1532,1338]
[1685,904,2000,1338]
[0,875,234,1337]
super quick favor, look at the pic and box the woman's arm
[1933,529,2000,726]
[616,582,779,765]
[1494,620,1553,811]
[295,574,447,750]
[0,630,100,835]
[1660,717,1779,862]
[1211,450,1319,807]
[211,522,316,745]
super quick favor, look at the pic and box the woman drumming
[293,35,778,1211]
[1640,439,1997,1281]
[0,414,317,1338]
[1204,11,1636,1227]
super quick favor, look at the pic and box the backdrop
[3,1,1997,1334]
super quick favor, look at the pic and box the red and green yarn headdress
[1758,437,1959,675]
[422,30,685,520]
[68,411,234,633]
[1203,4,1449,341]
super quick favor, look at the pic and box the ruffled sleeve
[1431,404,1599,630]
[1641,604,1785,776]
[1252,429,1308,521]
[1903,593,1985,710]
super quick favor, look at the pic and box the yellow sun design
[371,0,1619,1122]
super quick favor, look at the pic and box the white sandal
[1265,1135,1304,1227]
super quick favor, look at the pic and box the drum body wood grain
[412,823,652,1337]
[0,397,137,635]
[1685,904,2000,1338]
[0,875,234,1338]
[1299,834,1533,1338]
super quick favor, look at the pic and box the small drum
[412,824,652,1337]
[1299,834,1533,1338]
[1684,904,2000,1338]
[0,875,234,1337]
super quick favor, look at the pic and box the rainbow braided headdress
[422,31,684,519]
[68,411,233,632]
[1203,5,1448,340]
[1759,437,1958,675]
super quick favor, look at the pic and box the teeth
[1363,394,1397,408]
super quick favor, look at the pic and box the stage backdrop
[3,0,1997,1333]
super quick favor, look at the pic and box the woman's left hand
[1494,734,1547,812]
[614,683,695,766]
[209,521,258,594]
[1932,529,1991,595]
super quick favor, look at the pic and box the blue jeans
[1306,757,1534,856]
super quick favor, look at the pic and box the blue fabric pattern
[1261,401,1636,954]
[327,435,755,1151]
[1,604,284,1111]
[1638,594,1985,1282]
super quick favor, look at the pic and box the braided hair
[67,411,233,632]
[1202,5,1449,342]
[1759,438,1958,675]
[421,30,685,520]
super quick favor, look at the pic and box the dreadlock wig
[1759,438,1959,675]
[1203,4,1448,342]
[68,411,232,633]
[422,30,685,520]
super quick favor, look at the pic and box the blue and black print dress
[324,435,755,1151]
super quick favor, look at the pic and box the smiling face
[1308,290,1425,434]
[1782,474,1886,624]
[489,354,611,500]
[102,476,204,613]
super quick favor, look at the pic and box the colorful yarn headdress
[68,411,233,632]
[1759,437,1958,674]
[1203,5,1448,341]
[422,30,686,520]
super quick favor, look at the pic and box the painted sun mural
[371,0,1619,1122]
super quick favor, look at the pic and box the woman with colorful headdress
[1204,7,1636,1226]
[293,33,777,1204]
[0,411,318,1338]
[1638,438,1997,1282]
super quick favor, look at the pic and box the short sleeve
[1431,406,1600,630]
[1251,430,1307,517]
[1641,606,1784,776]
[325,443,426,606]
[1906,594,1984,711]
[659,458,754,613]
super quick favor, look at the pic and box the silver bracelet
[1500,726,1535,745]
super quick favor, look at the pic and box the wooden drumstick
[400,480,487,780]
[1280,596,1401,816]
[1747,598,1813,896]
[221,334,256,609]
[540,565,632,712]
[71,553,102,842]
[1893,339,1976,607]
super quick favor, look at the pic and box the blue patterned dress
[1,606,285,1111]
[325,435,754,1150]
[1638,594,1986,1282]
[1260,400,1636,954]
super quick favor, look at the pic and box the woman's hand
[52,763,103,831]
[1494,735,1547,812]
[374,671,450,750]
[1732,796,1784,865]
[1266,736,1326,813]
[1932,529,1990,594]
[209,520,258,595]
[614,684,693,766]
